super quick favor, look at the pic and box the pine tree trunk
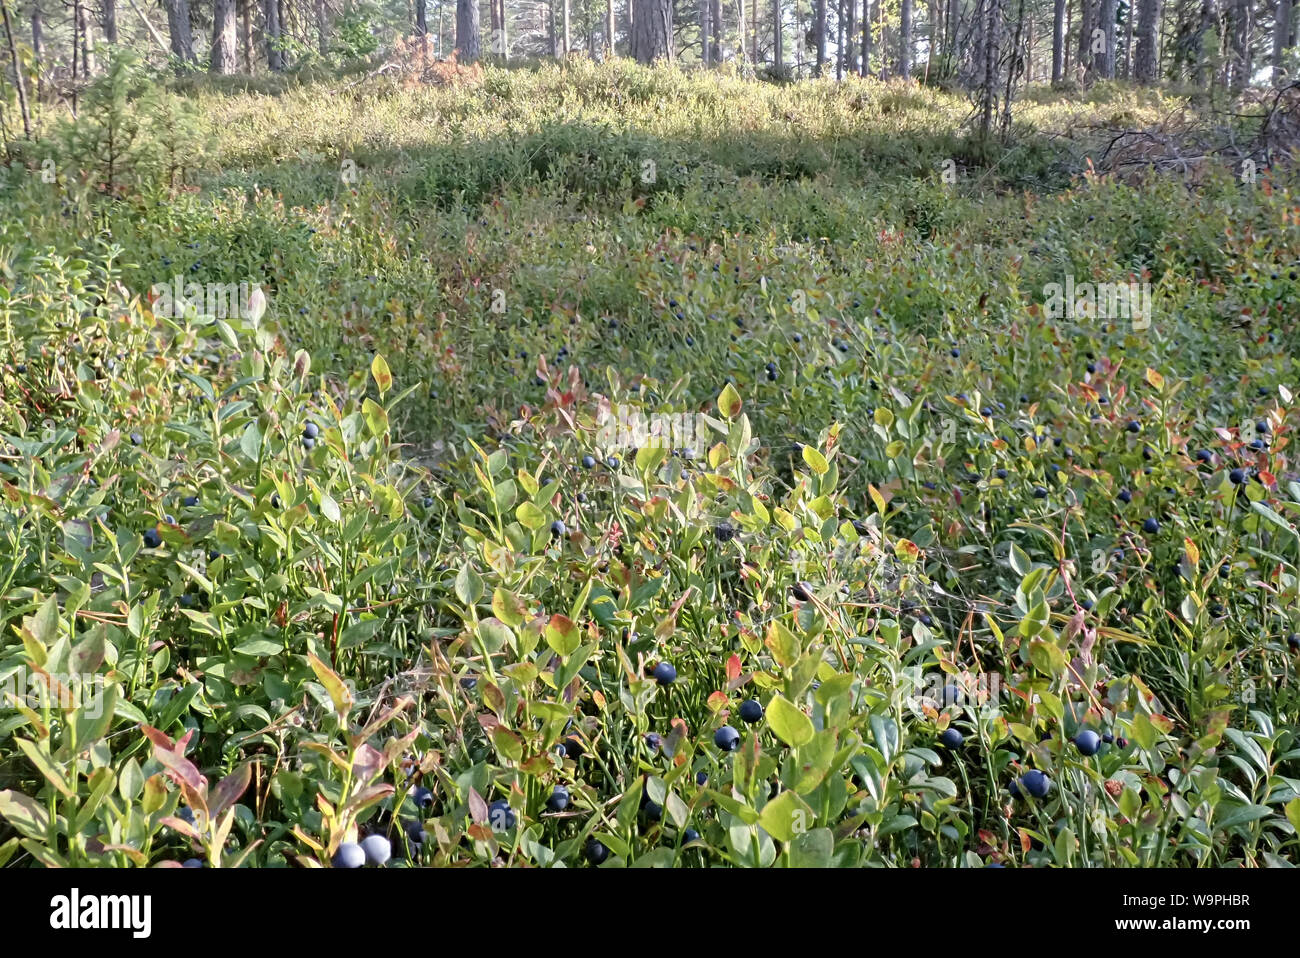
[899,0,911,78]
[1194,0,1217,86]
[836,0,843,76]
[630,0,671,61]
[240,0,251,69]
[264,0,283,70]
[710,0,721,61]
[924,0,935,73]
[1,0,31,136]
[1051,0,1065,80]
[1275,0,1293,81]
[1099,0,1116,76]
[456,0,481,59]
[416,0,428,34]
[103,0,117,42]
[1135,0,1158,80]
[1077,0,1097,79]
[979,0,1001,140]
[1227,0,1251,88]
[1122,0,1133,76]
[79,0,96,75]
[314,0,328,53]
[30,1,43,98]
[862,0,872,74]
[211,0,238,71]
[773,0,782,69]
[815,0,825,73]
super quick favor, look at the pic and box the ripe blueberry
[546,786,570,812]
[939,727,964,748]
[651,662,677,685]
[361,833,391,865]
[714,725,740,751]
[1142,517,1160,534]
[585,838,609,864]
[738,699,764,723]
[333,841,365,868]
[488,799,516,832]
[1019,770,1050,798]
[1074,729,1101,756]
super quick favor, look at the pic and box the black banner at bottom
[0,866,1291,944]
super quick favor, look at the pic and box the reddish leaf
[726,655,742,683]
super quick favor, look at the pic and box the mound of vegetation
[1,60,1298,868]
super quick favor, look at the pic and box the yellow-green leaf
[717,382,743,419]
[371,354,393,396]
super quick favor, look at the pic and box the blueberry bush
[1,59,1299,868]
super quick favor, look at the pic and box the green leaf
[631,846,676,868]
[362,398,388,438]
[767,695,814,747]
[717,382,743,419]
[307,653,353,718]
[318,491,341,524]
[491,726,524,763]
[516,501,547,531]
[801,445,829,475]
[29,594,60,647]
[1251,502,1299,540]
[239,421,262,461]
[455,563,484,606]
[1285,797,1300,834]
[492,587,526,627]
[788,827,834,867]
[477,618,515,654]
[1009,543,1032,576]
[0,789,50,840]
[758,789,814,842]
[1215,803,1273,831]
[545,614,581,657]
[68,624,106,675]
[370,354,393,396]
[15,738,74,798]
